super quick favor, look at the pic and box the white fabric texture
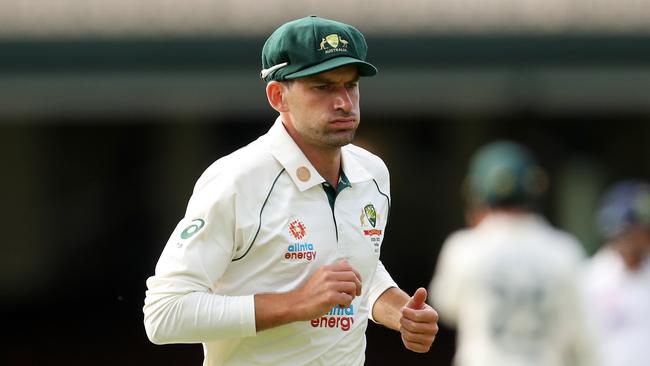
[582,249,650,366]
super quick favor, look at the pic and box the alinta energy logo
[289,219,306,240]
[311,304,355,331]
[317,34,349,54]
[284,219,317,261]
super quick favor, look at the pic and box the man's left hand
[400,287,439,353]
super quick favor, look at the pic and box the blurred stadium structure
[1,1,649,365]
[2,0,650,37]
[2,0,650,118]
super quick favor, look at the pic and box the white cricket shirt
[144,118,397,366]
[429,213,598,366]
[582,249,650,366]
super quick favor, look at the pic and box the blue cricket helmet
[597,180,650,239]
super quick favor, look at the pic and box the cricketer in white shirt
[144,15,438,365]
[583,249,650,366]
[143,118,399,365]
[429,212,598,366]
[581,179,650,366]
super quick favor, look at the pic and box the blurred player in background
[428,140,597,366]
[143,16,437,366]
[582,180,650,366]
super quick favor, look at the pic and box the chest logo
[360,204,382,253]
[360,204,381,235]
[289,219,307,240]
[285,219,316,261]
[363,204,377,227]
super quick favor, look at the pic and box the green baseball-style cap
[465,140,548,208]
[260,16,378,82]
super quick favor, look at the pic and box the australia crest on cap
[260,15,377,81]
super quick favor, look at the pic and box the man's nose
[333,87,353,113]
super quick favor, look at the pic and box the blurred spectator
[428,140,598,366]
[582,180,650,366]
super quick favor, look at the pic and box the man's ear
[266,81,290,113]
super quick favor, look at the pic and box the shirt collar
[268,117,375,191]
[269,117,325,191]
[341,146,374,184]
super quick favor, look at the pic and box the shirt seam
[232,168,286,262]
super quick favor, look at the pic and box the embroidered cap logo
[319,34,348,49]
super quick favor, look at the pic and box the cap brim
[285,56,377,80]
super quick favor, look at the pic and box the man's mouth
[330,118,357,128]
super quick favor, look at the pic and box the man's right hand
[292,260,362,320]
[254,260,362,331]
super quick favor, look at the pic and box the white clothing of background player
[582,180,650,366]
[143,16,438,366]
[428,141,598,366]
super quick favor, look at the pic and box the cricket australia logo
[289,219,307,240]
[318,34,349,54]
[360,203,382,236]
[360,204,382,253]
[363,204,377,227]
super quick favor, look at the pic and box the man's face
[627,225,650,257]
[283,65,360,149]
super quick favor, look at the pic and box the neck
[281,118,342,186]
[465,206,530,228]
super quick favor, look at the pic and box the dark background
[1,35,649,365]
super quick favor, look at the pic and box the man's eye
[346,83,358,89]
[315,85,330,90]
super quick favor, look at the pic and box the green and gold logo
[180,219,205,239]
[318,34,349,51]
[362,204,377,228]
[361,203,382,238]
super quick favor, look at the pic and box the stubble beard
[322,113,360,148]
[297,114,360,149]
[323,129,356,147]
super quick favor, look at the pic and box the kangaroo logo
[319,34,349,50]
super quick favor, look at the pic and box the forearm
[145,288,303,343]
[144,290,256,344]
[371,287,410,331]
[254,291,302,332]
